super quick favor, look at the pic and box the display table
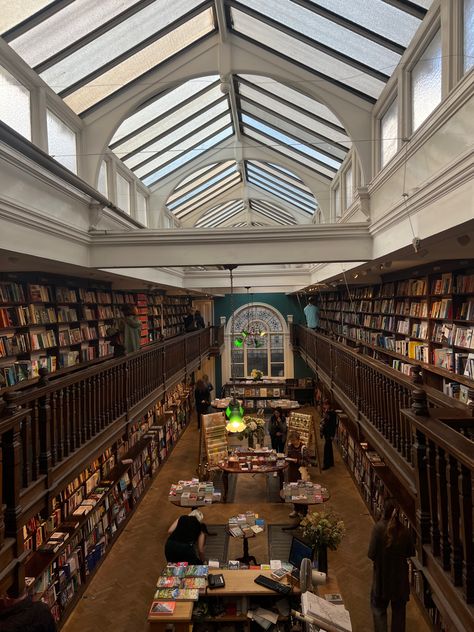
[281,482,330,529]
[218,452,288,502]
[268,399,301,411]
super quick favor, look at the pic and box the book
[153,588,199,601]
[301,591,352,632]
[149,601,176,615]
[324,593,344,605]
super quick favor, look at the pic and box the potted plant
[300,510,345,575]
[238,415,265,448]
[250,368,264,381]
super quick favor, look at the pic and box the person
[0,587,57,631]
[368,498,414,632]
[269,406,287,453]
[194,310,205,329]
[320,398,337,470]
[183,307,195,332]
[165,515,205,564]
[286,430,308,518]
[194,378,211,429]
[304,296,319,330]
[108,304,141,356]
[202,374,214,397]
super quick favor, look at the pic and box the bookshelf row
[335,414,447,631]
[0,273,192,389]
[23,382,192,627]
[315,265,474,402]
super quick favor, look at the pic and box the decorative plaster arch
[81,36,372,191]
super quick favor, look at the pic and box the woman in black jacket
[320,398,337,470]
[268,407,287,453]
[165,516,205,564]
[194,379,210,429]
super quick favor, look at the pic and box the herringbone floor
[63,410,431,632]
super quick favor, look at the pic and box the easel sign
[288,411,322,474]
[201,412,228,467]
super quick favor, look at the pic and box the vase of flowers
[238,416,265,447]
[250,368,264,381]
[300,510,345,575]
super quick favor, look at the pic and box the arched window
[230,304,285,378]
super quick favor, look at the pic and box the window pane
[271,350,284,363]
[116,173,130,214]
[464,0,474,73]
[0,65,31,139]
[411,30,442,132]
[334,183,341,218]
[380,98,398,168]
[247,349,268,375]
[232,348,244,364]
[271,363,284,377]
[97,160,108,196]
[272,334,284,347]
[234,364,244,378]
[0,1,54,34]
[46,109,77,173]
[136,191,147,225]
[345,166,353,208]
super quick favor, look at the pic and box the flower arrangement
[300,510,345,551]
[250,368,264,381]
[238,416,265,444]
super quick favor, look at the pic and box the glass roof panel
[250,200,296,225]
[196,200,244,227]
[238,83,349,158]
[173,171,241,218]
[308,0,425,47]
[61,9,215,114]
[246,162,315,206]
[122,99,228,168]
[230,8,385,99]
[240,99,346,163]
[143,124,233,186]
[238,74,344,128]
[39,0,203,91]
[242,114,340,170]
[8,0,143,68]
[168,161,234,204]
[237,0,400,74]
[247,173,314,214]
[111,77,219,145]
[243,127,335,179]
[249,160,310,191]
[0,0,55,34]
[133,113,231,176]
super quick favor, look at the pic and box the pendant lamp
[224,264,246,433]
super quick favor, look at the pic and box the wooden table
[218,456,288,502]
[226,523,265,566]
[281,484,330,529]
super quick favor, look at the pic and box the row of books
[432,323,474,348]
[0,355,57,386]
[0,282,138,306]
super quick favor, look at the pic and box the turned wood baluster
[69,384,78,451]
[426,439,441,556]
[30,400,40,480]
[38,393,52,477]
[403,388,412,462]
[396,385,405,457]
[459,464,473,603]
[49,391,59,464]
[104,368,112,425]
[92,374,99,435]
[20,413,31,488]
[58,388,67,460]
[360,364,367,417]
[389,381,399,452]
[411,392,431,554]
[0,434,4,547]
[84,377,93,440]
[446,456,463,586]
[2,422,24,567]
[64,386,72,456]
[98,371,105,431]
[436,447,451,571]
[381,376,391,442]
[376,372,384,432]
[125,358,131,412]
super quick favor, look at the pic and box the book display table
[168,479,222,509]
[218,451,288,502]
[281,482,330,529]
[268,399,301,411]
[226,513,265,566]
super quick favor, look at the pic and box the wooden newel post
[410,390,431,554]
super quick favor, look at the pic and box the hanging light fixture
[224,265,245,433]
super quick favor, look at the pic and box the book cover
[149,601,176,616]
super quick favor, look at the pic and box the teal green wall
[214,292,311,391]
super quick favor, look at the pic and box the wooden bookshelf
[316,262,474,405]
[223,380,287,411]
[147,294,190,342]
[23,382,192,628]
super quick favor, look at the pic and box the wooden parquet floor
[63,410,431,632]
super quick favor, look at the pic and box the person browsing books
[269,406,287,453]
[194,379,211,429]
[165,515,205,565]
[304,296,319,330]
[286,430,308,518]
[368,498,415,632]
[320,398,337,470]
[0,587,57,632]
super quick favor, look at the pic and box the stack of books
[153,564,208,601]
[168,479,221,506]
[228,513,264,537]
[282,481,328,503]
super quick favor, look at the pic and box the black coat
[320,409,337,439]
[195,386,210,415]
[0,596,56,632]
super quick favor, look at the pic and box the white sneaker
[289,511,297,518]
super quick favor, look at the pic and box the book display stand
[200,412,229,474]
[288,411,321,472]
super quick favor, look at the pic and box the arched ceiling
[1,0,433,227]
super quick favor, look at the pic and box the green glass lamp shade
[234,338,244,347]
[225,399,245,433]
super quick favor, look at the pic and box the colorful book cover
[149,601,176,615]
[182,577,206,590]
[156,576,181,588]
[184,565,208,577]
[154,588,199,601]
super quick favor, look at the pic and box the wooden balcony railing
[292,325,474,627]
[0,327,220,594]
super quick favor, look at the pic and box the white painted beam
[89,223,372,267]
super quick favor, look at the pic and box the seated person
[165,515,205,564]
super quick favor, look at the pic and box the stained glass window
[464,0,474,73]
